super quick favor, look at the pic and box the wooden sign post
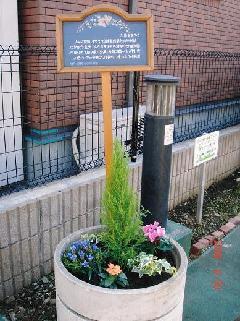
[56,4,154,176]
[194,131,219,224]
[101,71,113,174]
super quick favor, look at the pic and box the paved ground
[183,226,240,321]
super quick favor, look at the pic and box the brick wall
[17,0,240,130]
[18,0,240,50]
[18,1,128,129]
[21,53,127,130]
[139,0,240,52]
[18,1,128,46]
[141,53,240,107]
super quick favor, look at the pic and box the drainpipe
[128,0,137,13]
[127,0,139,162]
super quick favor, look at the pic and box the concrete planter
[54,226,188,321]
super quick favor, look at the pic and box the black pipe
[127,0,139,162]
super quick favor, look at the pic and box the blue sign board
[56,6,154,72]
[63,12,147,68]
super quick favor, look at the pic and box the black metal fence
[136,48,240,153]
[0,45,240,196]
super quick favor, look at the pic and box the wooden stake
[196,162,206,224]
[101,71,113,178]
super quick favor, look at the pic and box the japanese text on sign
[63,12,148,67]
[194,131,219,167]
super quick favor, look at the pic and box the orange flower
[106,263,122,276]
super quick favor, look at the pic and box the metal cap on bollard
[141,74,180,228]
[144,75,180,117]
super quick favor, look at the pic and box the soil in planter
[65,249,176,289]
[126,250,175,289]
[127,271,171,289]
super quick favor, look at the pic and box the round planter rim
[54,225,188,295]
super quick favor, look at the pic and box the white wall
[0,0,23,186]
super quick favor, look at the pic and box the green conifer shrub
[100,140,144,267]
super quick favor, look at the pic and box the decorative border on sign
[56,4,154,73]
[77,14,130,32]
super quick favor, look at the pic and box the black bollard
[141,75,180,228]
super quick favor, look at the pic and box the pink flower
[143,221,165,242]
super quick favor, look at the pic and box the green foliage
[138,237,173,256]
[99,271,129,289]
[100,140,144,267]
[62,237,103,281]
[128,252,176,278]
[61,139,178,289]
[159,238,174,252]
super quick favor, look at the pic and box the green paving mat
[183,226,240,321]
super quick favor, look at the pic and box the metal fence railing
[135,48,240,153]
[0,45,240,196]
[136,98,240,154]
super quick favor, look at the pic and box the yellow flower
[106,263,122,276]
